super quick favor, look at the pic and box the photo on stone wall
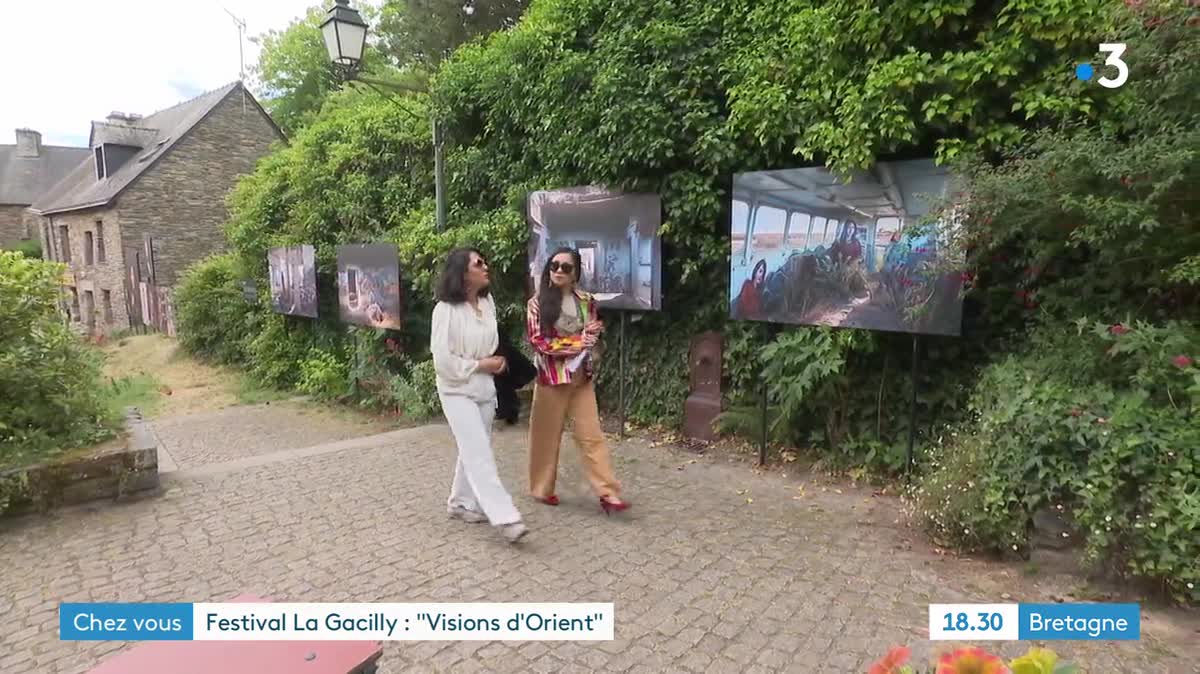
[267,245,318,318]
[336,244,403,330]
[730,158,964,337]
[527,186,662,311]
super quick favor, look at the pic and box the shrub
[389,359,439,421]
[0,252,116,468]
[5,239,43,259]
[298,348,351,400]
[174,253,255,364]
[913,320,1199,602]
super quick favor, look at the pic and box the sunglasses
[471,258,488,269]
[549,261,575,274]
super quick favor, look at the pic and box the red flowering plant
[867,646,1078,674]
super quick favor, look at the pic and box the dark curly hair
[435,247,491,303]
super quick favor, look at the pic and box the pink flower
[1109,324,1130,336]
[1172,355,1193,369]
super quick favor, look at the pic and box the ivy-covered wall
[175,0,1198,600]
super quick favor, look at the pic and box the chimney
[15,128,41,157]
[105,111,143,126]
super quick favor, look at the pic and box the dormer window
[93,143,140,180]
[94,146,107,179]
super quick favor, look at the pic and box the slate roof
[0,142,90,205]
[32,81,278,216]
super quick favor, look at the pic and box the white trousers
[439,392,522,526]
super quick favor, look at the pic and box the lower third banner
[60,602,615,641]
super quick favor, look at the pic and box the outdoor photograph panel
[336,244,403,330]
[527,186,662,311]
[730,159,963,336]
[267,245,318,318]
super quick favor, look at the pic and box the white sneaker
[448,505,488,523]
[498,522,528,543]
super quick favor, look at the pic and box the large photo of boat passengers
[730,159,964,337]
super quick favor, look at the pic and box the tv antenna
[223,6,248,112]
[223,7,248,81]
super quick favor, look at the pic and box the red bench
[86,595,383,674]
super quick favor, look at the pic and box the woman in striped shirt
[526,247,629,515]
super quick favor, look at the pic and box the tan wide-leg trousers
[528,377,621,500]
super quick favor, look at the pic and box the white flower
[1105,515,1112,522]
[1012,544,1019,551]
[1061,532,1070,538]
[1150,522,1157,529]
[1188,583,1195,590]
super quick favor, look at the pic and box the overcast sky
[1,0,321,147]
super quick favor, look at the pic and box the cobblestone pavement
[151,402,397,470]
[1,416,1197,673]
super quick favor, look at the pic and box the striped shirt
[526,289,597,386]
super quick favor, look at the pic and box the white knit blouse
[430,295,499,401]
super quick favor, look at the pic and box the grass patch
[103,374,164,418]
[235,376,292,405]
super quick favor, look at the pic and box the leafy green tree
[251,3,385,135]
[378,0,529,68]
[251,6,338,135]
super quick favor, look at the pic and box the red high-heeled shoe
[599,496,629,515]
[534,495,560,506]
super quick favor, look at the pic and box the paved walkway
[1,404,1197,673]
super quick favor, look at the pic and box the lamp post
[320,0,447,230]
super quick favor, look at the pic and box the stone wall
[118,90,283,287]
[43,207,131,333]
[0,415,159,518]
[0,204,29,249]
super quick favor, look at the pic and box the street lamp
[319,0,367,74]
[321,0,447,231]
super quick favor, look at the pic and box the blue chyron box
[60,603,194,641]
[1018,603,1140,641]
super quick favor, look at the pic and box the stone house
[0,130,89,250]
[30,81,284,334]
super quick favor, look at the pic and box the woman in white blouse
[430,247,528,543]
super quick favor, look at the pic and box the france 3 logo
[1075,44,1128,88]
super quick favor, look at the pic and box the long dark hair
[751,259,767,286]
[537,246,582,334]
[435,246,490,303]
